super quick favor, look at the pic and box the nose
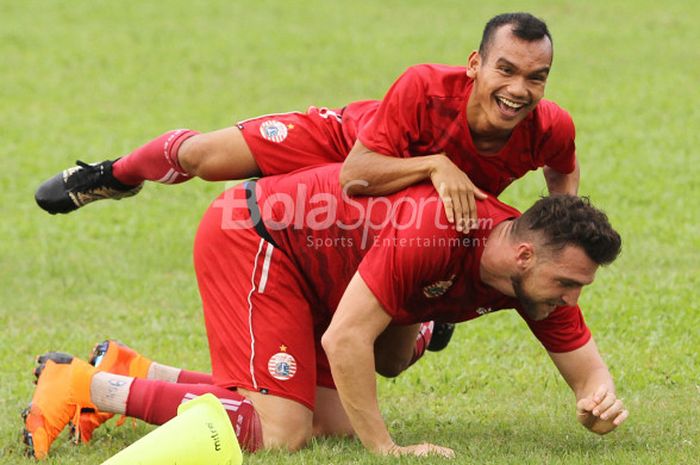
[507,77,528,99]
[561,287,583,306]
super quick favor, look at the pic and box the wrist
[425,153,447,178]
[373,440,399,456]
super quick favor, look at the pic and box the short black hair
[513,195,622,266]
[479,12,552,58]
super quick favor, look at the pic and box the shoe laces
[69,160,107,190]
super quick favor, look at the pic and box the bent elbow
[321,330,339,357]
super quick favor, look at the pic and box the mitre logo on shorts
[422,274,456,298]
[259,120,289,143]
[268,351,297,381]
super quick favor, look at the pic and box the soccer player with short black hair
[36,12,577,234]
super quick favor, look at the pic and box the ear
[514,242,535,271]
[466,50,480,79]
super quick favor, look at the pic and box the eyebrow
[495,58,550,75]
[557,277,591,287]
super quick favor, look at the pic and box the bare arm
[340,140,487,232]
[543,159,580,195]
[321,272,454,458]
[548,337,629,434]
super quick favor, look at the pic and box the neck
[479,220,517,297]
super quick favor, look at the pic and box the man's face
[511,245,598,321]
[467,26,553,132]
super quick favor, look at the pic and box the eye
[498,66,513,75]
[530,75,547,83]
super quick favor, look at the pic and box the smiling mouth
[495,95,528,116]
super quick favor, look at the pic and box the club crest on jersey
[422,274,456,298]
[268,351,297,381]
[260,120,289,143]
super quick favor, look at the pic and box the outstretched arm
[548,337,629,434]
[340,141,487,232]
[322,272,454,458]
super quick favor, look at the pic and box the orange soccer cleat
[88,339,152,379]
[75,340,153,442]
[30,341,153,444]
[22,356,97,459]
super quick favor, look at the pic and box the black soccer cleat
[35,160,143,214]
[427,322,456,352]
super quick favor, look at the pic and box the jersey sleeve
[357,66,426,158]
[357,204,454,318]
[518,304,591,353]
[540,106,577,174]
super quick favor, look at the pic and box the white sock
[147,362,182,383]
[90,372,134,414]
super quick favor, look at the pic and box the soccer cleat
[22,356,97,459]
[88,339,152,379]
[73,340,152,443]
[34,160,142,214]
[32,341,152,444]
[427,322,456,352]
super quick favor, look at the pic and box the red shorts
[193,185,334,411]
[236,106,351,176]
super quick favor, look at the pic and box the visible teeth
[497,96,525,109]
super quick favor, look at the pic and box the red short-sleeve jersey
[352,64,577,195]
[254,164,590,353]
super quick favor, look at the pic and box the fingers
[453,192,467,232]
[577,385,630,433]
[599,398,626,422]
[392,443,455,459]
[473,186,488,200]
[576,397,597,414]
[437,182,455,225]
[593,384,608,404]
[436,181,481,233]
[613,408,629,426]
[464,188,477,230]
[591,389,616,417]
[416,443,455,458]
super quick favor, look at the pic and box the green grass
[1,0,698,463]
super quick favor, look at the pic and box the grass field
[1,0,698,464]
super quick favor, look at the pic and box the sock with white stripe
[408,321,434,367]
[111,129,199,185]
[147,361,215,384]
[124,378,263,451]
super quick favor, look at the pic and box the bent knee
[375,357,410,378]
[178,127,260,181]
[178,135,212,178]
[263,417,313,451]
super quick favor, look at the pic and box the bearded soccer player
[35,12,578,232]
[25,164,627,459]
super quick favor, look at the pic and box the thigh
[181,126,261,180]
[236,109,347,176]
[312,386,354,438]
[194,192,319,411]
[239,387,313,450]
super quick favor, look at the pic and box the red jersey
[240,64,576,193]
[255,164,590,353]
[344,64,577,195]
